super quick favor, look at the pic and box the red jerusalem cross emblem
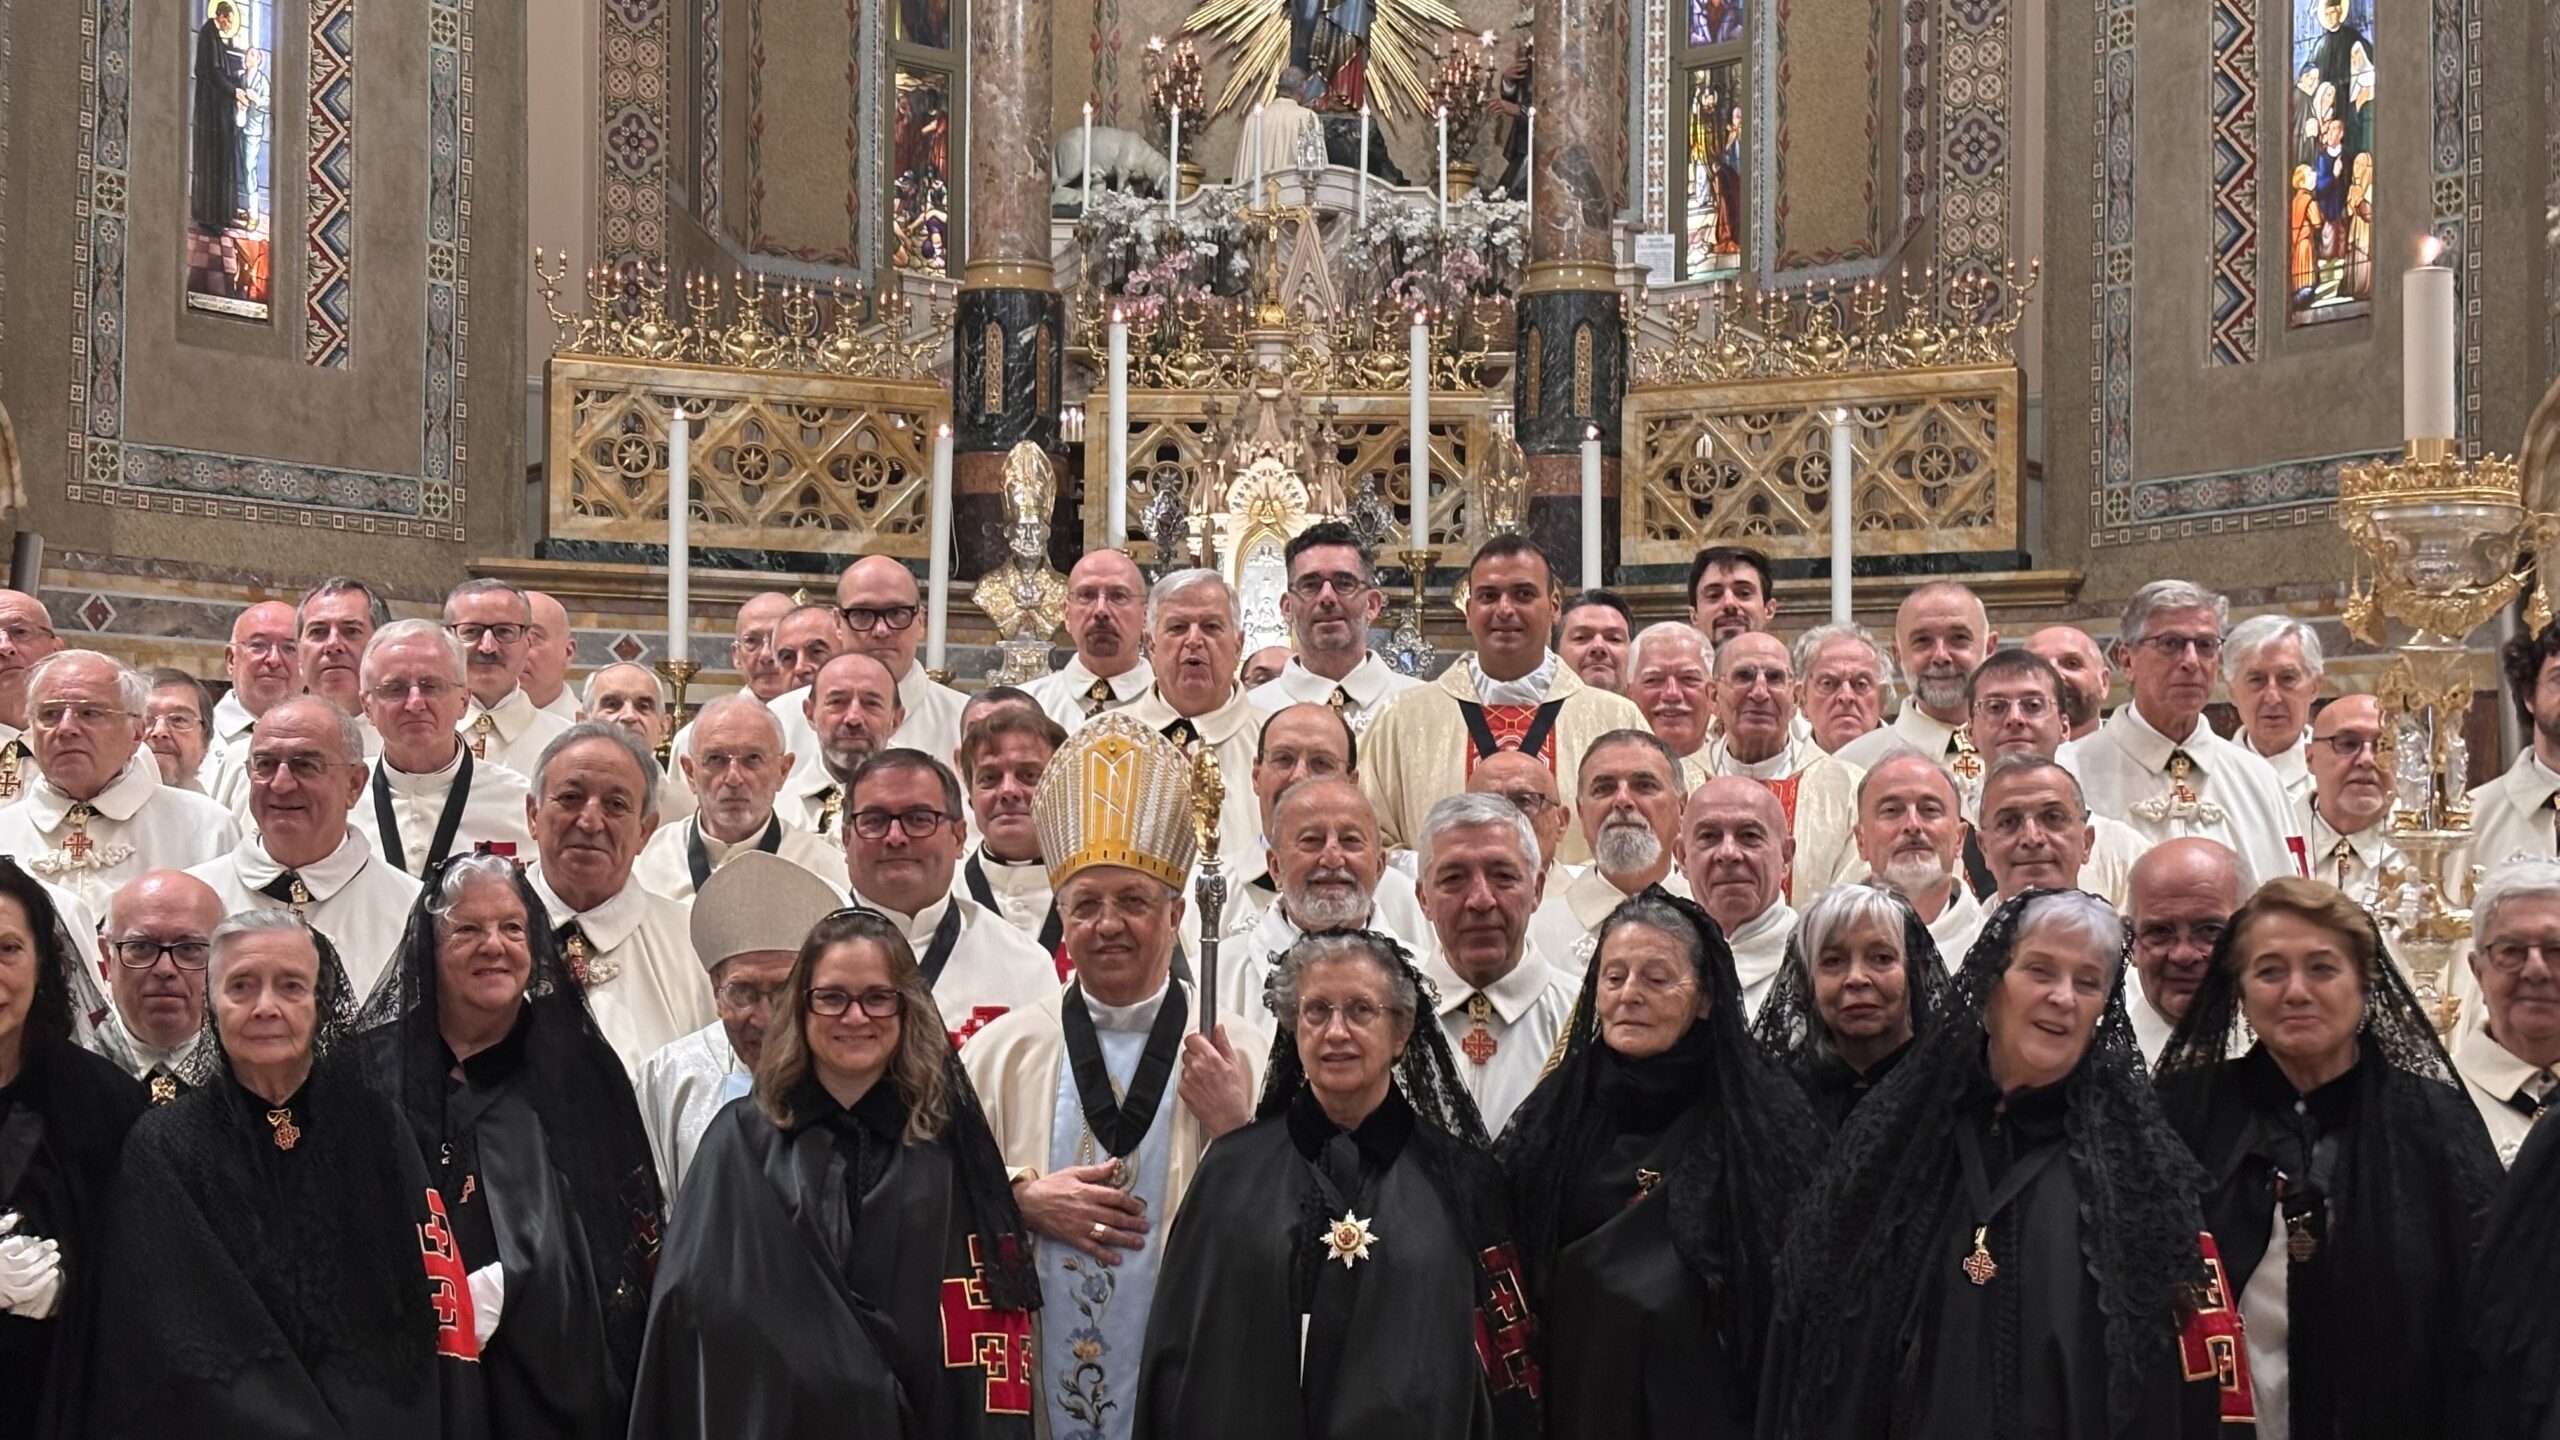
[940,1235,1034,1414]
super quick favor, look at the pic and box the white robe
[1725,899,1797,1024]
[2453,1022,2554,1168]
[1830,700,1964,773]
[1223,892,1441,1038]
[891,663,970,768]
[850,886,1061,1044]
[1178,865,1434,969]
[529,867,719,1072]
[203,690,261,816]
[536,688,582,725]
[1025,656,1155,734]
[351,747,535,875]
[190,831,422,1002]
[1925,883,1986,968]
[1421,942,1579,1133]
[1248,652,1424,735]
[2057,706,2302,888]
[629,813,847,903]
[776,761,852,842]
[634,1019,751,1201]
[965,848,1056,938]
[1119,683,1275,880]
[458,686,573,778]
[0,755,240,918]
[2292,791,2399,905]
[2464,749,2560,877]
[1524,865,1692,973]
[2249,729,2313,805]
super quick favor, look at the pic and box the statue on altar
[973,443,1072,683]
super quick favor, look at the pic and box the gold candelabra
[1144,36,1206,155]
[1629,260,2041,386]
[1388,547,1439,676]
[652,659,701,766]
[2342,435,2560,1035]
[1428,31,1501,157]
[532,251,946,379]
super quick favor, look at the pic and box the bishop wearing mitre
[962,713,1263,1440]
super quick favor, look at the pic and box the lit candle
[1169,107,1183,224]
[1081,102,1095,215]
[667,398,691,664]
[1409,314,1432,547]
[1251,102,1266,198]
[1829,408,1854,622]
[2404,236,2456,444]
[1526,105,1536,212]
[1107,307,1130,545]
[1357,104,1371,224]
[1437,105,1450,231]
[1581,425,1602,586]
[926,424,953,672]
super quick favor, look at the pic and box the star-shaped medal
[1321,1211,1379,1269]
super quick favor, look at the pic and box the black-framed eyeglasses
[1287,573,1369,600]
[2315,733,2381,759]
[849,807,955,839]
[111,937,212,970]
[806,986,904,1019]
[446,622,527,646]
[840,605,921,633]
[2134,633,2223,660]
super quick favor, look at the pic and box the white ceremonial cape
[1524,865,1692,974]
[2453,1022,2554,1168]
[2249,730,2313,804]
[890,663,970,768]
[2292,791,2398,906]
[629,813,848,903]
[536,688,582,725]
[1026,656,1155,734]
[458,686,573,778]
[849,885,1061,1045]
[1726,899,1797,1025]
[1223,892,1442,1038]
[1248,652,1424,735]
[635,1019,752,1201]
[203,690,260,817]
[190,831,423,1002]
[1926,883,1987,969]
[2463,749,2560,878]
[2056,706,2303,887]
[352,748,535,875]
[1831,700,1964,773]
[528,867,719,1072]
[0,755,240,918]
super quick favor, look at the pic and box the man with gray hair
[524,720,713,1070]
[2458,855,2560,1164]
[0,650,238,914]
[444,578,573,774]
[2223,612,2325,802]
[1794,620,1895,755]
[351,618,535,873]
[189,696,420,1000]
[1235,775,1436,1023]
[1415,791,1576,1130]
[581,659,699,823]
[2056,578,2302,885]
[1833,580,1998,772]
[630,694,844,902]
[1528,730,1691,966]
[1125,568,1272,876]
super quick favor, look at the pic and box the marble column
[1514,0,1628,588]
[954,0,1062,578]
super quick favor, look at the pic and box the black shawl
[2463,1115,2560,1439]
[1749,884,1950,1129]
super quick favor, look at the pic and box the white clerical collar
[2302,803,2388,867]
[850,886,952,947]
[1136,681,1257,741]
[1084,974,1173,1033]
[1724,900,1797,990]
[213,690,259,744]
[2108,701,2213,768]
[235,828,376,900]
[1713,737,1796,780]
[1274,653,1398,707]
[1059,653,1152,700]
[1471,650,1561,706]
[2531,751,2560,792]
[530,867,650,950]
[465,685,539,742]
[28,752,160,828]
[2457,1021,2557,1101]
[382,742,466,790]
[1421,943,1550,1023]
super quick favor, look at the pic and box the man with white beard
[1229,776,1435,1025]
[1197,703,1431,953]
[1849,750,1983,965]
[1526,730,1689,968]
[1832,581,1996,775]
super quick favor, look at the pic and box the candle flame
[938,423,952,438]
[1586,425,1600,441]
[1111,304,1124,323]
[2418,235,2445,266]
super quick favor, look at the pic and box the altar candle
[1526,106,1537,212]
[926,424,953,672]
[1169,108,1183,223]
[1437,106,1450,231]
[2404,236,2456,443]
[1409,314,1432,547]
[1828,408,1854,622]
[1081,102,1095,215]
[1580,426,1602,585]
[1357,105,1371,224]
[667,399,691,664]
[1251,103,1266,198]
[1107,308,1130,545]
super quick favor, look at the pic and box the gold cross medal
[268,1107,302,1152]
[1963,1226,1998,1285]
[1460,993,1499,1065]
[1322,1212,1379,1269]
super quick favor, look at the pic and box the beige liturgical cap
[689,850,844,973]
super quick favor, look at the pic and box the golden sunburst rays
[1177,0,1464,119]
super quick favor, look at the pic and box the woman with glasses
[1135,929,1542,1440]
[630,906,1039,1439]
[359,851,666,1440]
[1499,890,1824,1439]
[0,857,146,1440]
[2156,877,2499,1439]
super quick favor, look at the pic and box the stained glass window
[1681,62,1745,279]
[890,68,955,276]
[185,0,276,321]
[1690,0,1745,47]
[2286,0,2374,325]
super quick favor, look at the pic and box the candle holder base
[926,667,956,687]
[1386,547,1438,678]
[652,658,701,768]
[991,639,1054,686]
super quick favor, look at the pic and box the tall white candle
[1828,409,1854,622]
[1409,315,1432,547]
[926,424,953,672]
[1168,108,1183,224]
[667,399,691,663]
[1437,106,1450,230]
[1525,105,1536,212]
[1106,308,1130,545]
[1251,102,1266,198]
[1580,426,1602,586]
[2404,236,2457,443]
[1081,102,1095,215]
[1357,105,1371,224]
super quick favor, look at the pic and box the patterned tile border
[699,0,722,229]
[597,0,670,288]
[2106,447,2395,543]
[66,0,473,535]
[1933,0,2010,285]
[1769,0,1886,270]
[1641,0,1670,229]
[1901,0,1929,245]
[1,0,13,364]
[2429,0,2483,451]
[306,0,356,367]
[2206,0,2257,366]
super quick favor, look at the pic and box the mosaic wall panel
[1769,0,1884,270]
[2207,0,2258,365]
[1644,0,1672,228]
[598,0,671,287]
[1901,0,1929,244]
[1091,0,1127,131]
[65,0,476,536]
[306,0,356,367]
[1932,0,2010,286]
[699,0,722,228]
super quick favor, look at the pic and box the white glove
[0,1213,63,1321]
[466,1262,504,1346]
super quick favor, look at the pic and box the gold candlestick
[1387,547,1439,677]
[653,658,701,767]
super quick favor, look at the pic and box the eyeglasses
[236,638,298,659]
[1288,573,1369,600]
[840,605,921,633]
[0,624,54,648]
[2133,920,2226,953]
[446,622,526,647]
[249,753,342,783]
[849,807,956,839]
[34,703,134,729]
[2315,733,2381,759]
[145,711,203,733]
[368,678,458,704]
[110,936,212,970]
[2134,633,2223,661]
[1295,998,1391,1031]
[806,986,904,1019]
[1490,790,1557,817]
[2480,938,2560,973]
[1069,586,1142,608]
[1976,694,2054,721]
[695,749,776,774]
[715,979,790,1012]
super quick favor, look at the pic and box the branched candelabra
[1428,32,1501,157]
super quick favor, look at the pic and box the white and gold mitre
[1034,712,1200,892]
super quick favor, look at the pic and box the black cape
[1135,1086,1539,1440]
[630,1085,1036,1440]
[0,1043,146,1440]
[2463,1114,2560,1439]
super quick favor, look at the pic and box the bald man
[1467,749,1570,874]
[2125,837,2248,1063]
[1680,776,1798,1020]
[2296,693,2398,903]
[2026,625,2113,741]
[0,587,64,803]
[1025,550,1156,730]
[92,870,226,1093]
[631,694,844,902]
[523,590,582,723]
[1834,581,1998,772]
[665,592,805,797]
[204,600,301,812]
[838,554,969,762]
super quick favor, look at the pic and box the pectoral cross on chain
[2132,750,2225,825]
